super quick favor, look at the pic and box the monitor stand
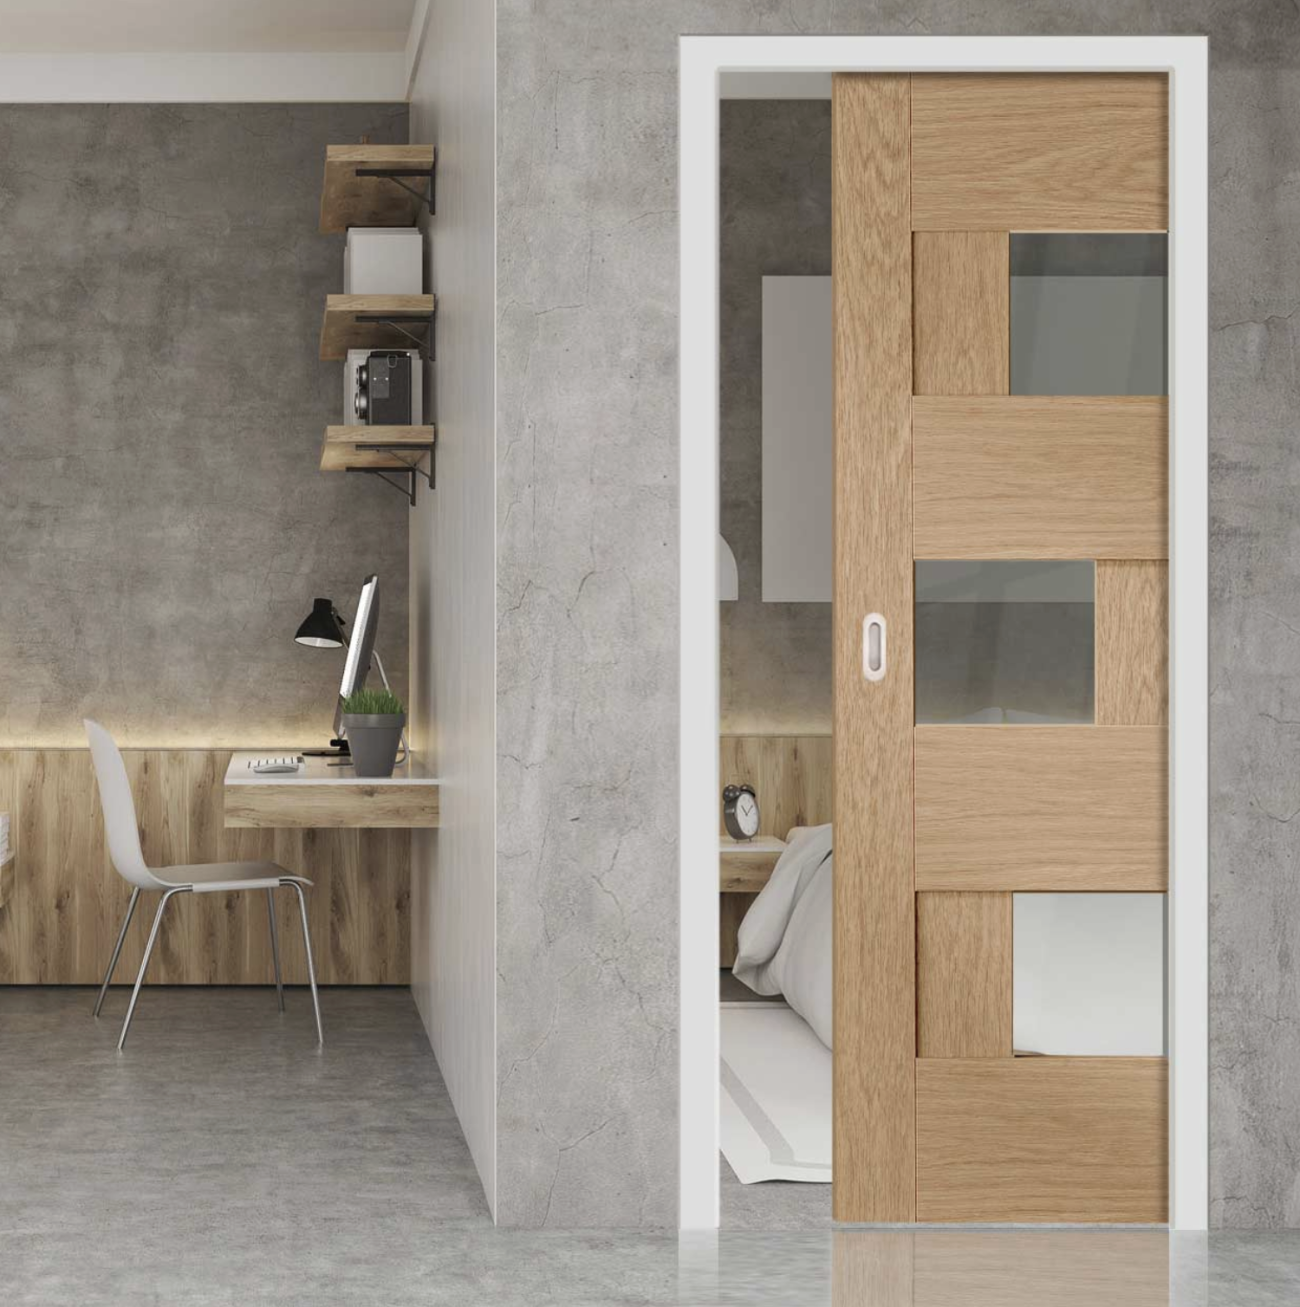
[302,737,350,758]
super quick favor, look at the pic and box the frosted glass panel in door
[1010,234,1167,395]
[1014,893,1166,1056]
[915,560,1094,724]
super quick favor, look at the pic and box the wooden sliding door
[832,73,1169,1223]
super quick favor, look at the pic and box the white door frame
[679,34,1209,1232]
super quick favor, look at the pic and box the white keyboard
[248,755,304,775]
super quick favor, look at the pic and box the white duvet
[730,824,833,1049]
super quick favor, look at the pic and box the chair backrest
[84,720,164,890]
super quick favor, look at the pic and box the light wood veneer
[1097,560,1170,726]
[914,726,1168,892]
[911,74,1168,231]
[831,72,917,1223]
[913,396,1168,559]
[916,1057,1169,1223]
[913,231,1009,395]
[916,892,1013,1058]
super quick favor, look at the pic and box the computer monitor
[333,575,379,737]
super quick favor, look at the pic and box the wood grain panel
[0,749,409,985]
[911,74,1168,231]
[912,1231,1169,1306]
[718,735,831,839]
[916,1057,1169,1223]
[1097,560,1169,726]
[224,780,439,828]
[915,726,1167,891]
[913,396,1168,559]
[832,72,916,1223]
[913,232,1009,395]
[917,893,1013,1058]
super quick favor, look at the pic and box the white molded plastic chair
[85,720,322,1049]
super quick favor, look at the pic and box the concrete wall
[0,103,408,748]
[495,2,1300,1230]
[720,100,833,735]
[407,4,498,1215]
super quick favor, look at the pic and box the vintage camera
[354,351,412,425]
[343,348,423,427]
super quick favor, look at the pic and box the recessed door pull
[863,613,887,682]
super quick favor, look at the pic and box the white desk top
[224,752,438,786]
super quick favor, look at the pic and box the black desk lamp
[295,598,350,755]
[294,598,346,649]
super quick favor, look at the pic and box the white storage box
[344,227,423,295]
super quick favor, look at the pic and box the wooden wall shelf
[320,425,436,472]
[320,144,436,233]
[320,294,436,361]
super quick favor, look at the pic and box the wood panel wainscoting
[718,734,832,966]
[0,749,409,985]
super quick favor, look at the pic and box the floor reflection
[832,1230,1170,1305]
[682,1228,1300,1306]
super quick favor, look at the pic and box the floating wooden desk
[223,753,439,829]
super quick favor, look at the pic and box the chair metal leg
[288,880,323,1045]
[117,887,184,1051]
[266,889,285,1012]
[94,886,140,1017]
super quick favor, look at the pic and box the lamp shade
[294,598,346,648]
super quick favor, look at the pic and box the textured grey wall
[720,100,832,734]
[0,103,408,747]
[497,2,1294,1229]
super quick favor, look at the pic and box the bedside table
[719,836,788,893]
[718,836,787,967]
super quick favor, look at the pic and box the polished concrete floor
[3,988,1300,1304]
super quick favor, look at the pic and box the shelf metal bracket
[354,163,435,217]
[345,439,436,508]
[353,310,436,363]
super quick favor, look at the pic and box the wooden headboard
[719,734,833,838]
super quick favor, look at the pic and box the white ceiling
[0,0,417,53]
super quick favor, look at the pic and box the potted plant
[340,686,406,778]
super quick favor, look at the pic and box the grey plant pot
[342,712,406,778]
